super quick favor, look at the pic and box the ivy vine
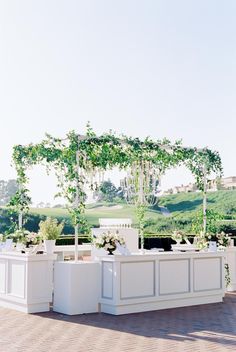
[10,124,223,237]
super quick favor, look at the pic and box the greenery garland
[10,124,223,236]
[225,263,231,288]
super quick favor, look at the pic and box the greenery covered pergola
[10,124,223,258]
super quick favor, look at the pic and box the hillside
[158,190,236,217]
[2,190,235,235]
[30,190,236,222]
[31,203,162,226]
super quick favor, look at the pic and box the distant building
[36,202,51,208]
[172,182,197,194]
[218,176,236,190]
[163,176,236,195]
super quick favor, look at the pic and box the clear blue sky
[0,1,235,204]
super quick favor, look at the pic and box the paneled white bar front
[0,252,54,313]
[100,251,225,315]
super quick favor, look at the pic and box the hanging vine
[10,124,223,238]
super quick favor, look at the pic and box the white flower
[171,230,184,242]
[93,231,126,251]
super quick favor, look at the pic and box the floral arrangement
[8,230,40,246]
[24,232,40,245]
[8,229,29,243]
[171,230,185,243]
[195,231,231,250]
[93,231,125,254]
[216,232,231,247]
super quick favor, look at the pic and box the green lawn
[28,190,236,234]
[30,190,236,223]
[31,203,162,226]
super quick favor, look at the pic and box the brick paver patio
[0,293,235,352]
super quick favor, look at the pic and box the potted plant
[38,217,64,254]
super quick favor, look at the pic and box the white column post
[18,211,23,230]
[74,144,80,262]
[203,164,207,234]
[138,161,144,251]
[18,183,23,230]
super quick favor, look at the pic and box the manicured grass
[30,190,236,225]
[30,203,162,226]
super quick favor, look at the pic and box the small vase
[107,248,115,255]
[44,239,56,254]
[175,240,181,245]
[26,241,33,248]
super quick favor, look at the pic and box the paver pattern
[0,293,235,352]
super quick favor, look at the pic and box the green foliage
[56,236,91,246]
[192,209,223,234]
[225,264,231,287]
[0,208,18,234]
[159,190,236,217]
[144,216,193,235]
[225,203,236,215]
[6,229,40,245]
[10,124,223,238]
[216,221,236,234]
[38,217,64,240]
[135,203,147,247]
[96,180,124,202]
[7,229,29,243]
[11,189,235,237]
[69,208,91,234]
[136,204,146,231]
[8,188,31,212]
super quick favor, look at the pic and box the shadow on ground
[37,293,236,348]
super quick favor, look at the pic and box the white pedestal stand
[53,261,101,315]
[0,252,54,313]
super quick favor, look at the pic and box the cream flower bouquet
[93,231,125,255]
[171,230,185,244]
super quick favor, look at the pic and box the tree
[0,179,18,206]
[96,180,122,202]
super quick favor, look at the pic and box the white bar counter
[0,252,54,313]
[100,251,225,315]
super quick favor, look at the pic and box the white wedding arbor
[10,127,222,261]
